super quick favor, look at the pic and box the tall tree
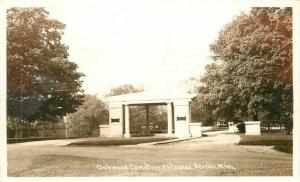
[7,8,84,123]
[200,8,292,126]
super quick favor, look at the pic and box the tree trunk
[14,118,23,140]
[253,110,258,121]
[20,119,23,138]
[145,105,150,136]
[14,125,19,138]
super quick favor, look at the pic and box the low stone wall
[99,125,110,137]
[189,123,202,137]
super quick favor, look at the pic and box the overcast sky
[6,0,251,96]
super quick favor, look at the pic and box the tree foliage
[105,84,143,96]
[198,8,292,126]
[67,94,108,136]
[7,8,84,122]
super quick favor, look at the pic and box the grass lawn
[68,137,175,146]
[238,134,293,154]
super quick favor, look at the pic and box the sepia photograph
[0,0,299,181]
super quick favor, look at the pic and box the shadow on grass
[68,137,175,147]
[238,134,293,154]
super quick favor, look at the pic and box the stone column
[107,102,123,137]
[124,104,130,137]
[189,101,192,122]
[167,102,173,136]
[186,101,191,124]
[173,99,191,138]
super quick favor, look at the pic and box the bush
[236,123,245,133]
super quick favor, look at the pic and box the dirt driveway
[7,132,292,176]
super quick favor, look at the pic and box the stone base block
[99,125,110,137]
[189,123,202,137]
[174,121,191,138]
[245,121,261,135]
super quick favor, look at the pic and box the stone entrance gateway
[101,90,199,138]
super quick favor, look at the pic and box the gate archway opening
[129,104,169,136]
[104,90,198,138]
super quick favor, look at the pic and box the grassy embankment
[238,134,292,154]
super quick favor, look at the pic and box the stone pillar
[189,101,192,122]
[124,104,130,137]
[186,102,191,124]
[173,99,191,138]
[167,102,173,136]
[108,102,123,137]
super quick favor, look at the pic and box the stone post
[167,102,173,136]
[173,99,191,138]
[124,104,130,137]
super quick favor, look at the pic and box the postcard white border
[0,0,299,182]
